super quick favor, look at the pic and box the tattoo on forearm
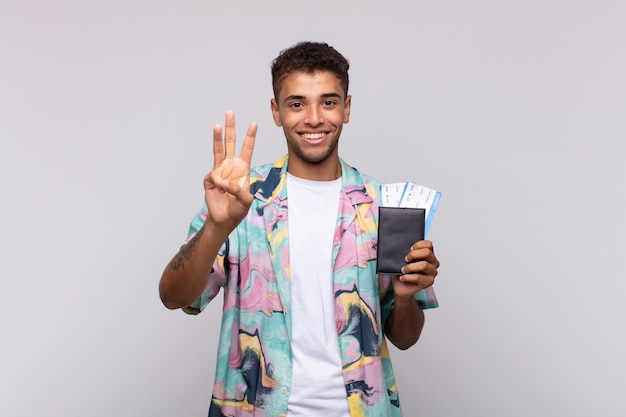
[169,227,204,272]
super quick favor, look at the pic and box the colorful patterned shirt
[183,156,438,417]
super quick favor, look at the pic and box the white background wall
[2,1,625,416]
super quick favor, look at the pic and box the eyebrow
[283,92,343,103]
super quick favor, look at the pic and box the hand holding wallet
[376,206,425,275]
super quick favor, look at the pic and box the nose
[304,105,323,126]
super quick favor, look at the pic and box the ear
[270,98,282,127]
[343,95,352,124]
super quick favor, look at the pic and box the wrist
[203,217,238,237]
[394,296,416,308]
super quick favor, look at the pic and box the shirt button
[281,387,288,394]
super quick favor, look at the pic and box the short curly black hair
[271,41,350,99]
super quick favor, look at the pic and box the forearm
[158,222,230,309]
[384,296,425,350]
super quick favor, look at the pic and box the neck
[287,157,342,181]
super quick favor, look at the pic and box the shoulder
[249,157,287,201]
[250,155,287,184]
[250,162,278,181]
[341,159,381,202]
[341,159,380,184]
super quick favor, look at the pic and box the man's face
[271,70,351,176]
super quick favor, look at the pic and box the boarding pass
[380,182,442,237]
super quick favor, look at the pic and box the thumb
[225,179,253,207]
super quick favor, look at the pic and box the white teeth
[302,132,324,139]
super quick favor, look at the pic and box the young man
[159,41,440,417]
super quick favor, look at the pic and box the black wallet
[376,206,425,274]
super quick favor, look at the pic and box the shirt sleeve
[414,286,439,309]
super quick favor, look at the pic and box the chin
[297,146,337,164]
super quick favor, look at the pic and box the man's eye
[324,100,336,106]
[291,102,302,108]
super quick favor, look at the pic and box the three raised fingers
[212,111,257,167]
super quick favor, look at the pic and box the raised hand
[203,111,257,228]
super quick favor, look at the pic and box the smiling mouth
[300,132,327,144]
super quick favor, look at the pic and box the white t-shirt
[286,173,351,417]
